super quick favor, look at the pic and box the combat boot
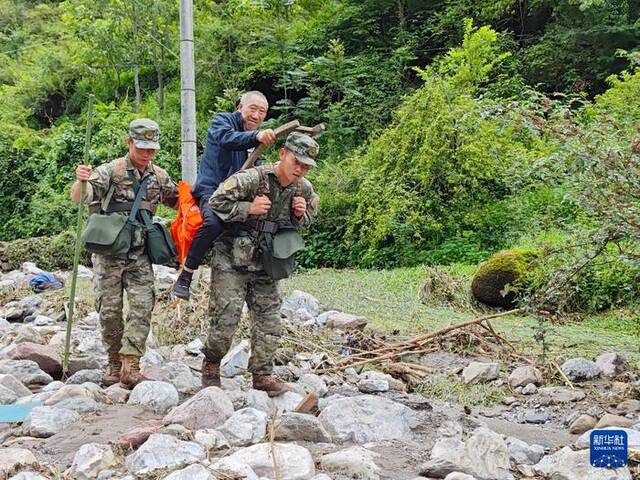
[201,359,221,388]
[252,373,289,397]
[102,352,122,387]
[120,354,146,389]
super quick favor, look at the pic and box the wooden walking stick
[63,96,95,378]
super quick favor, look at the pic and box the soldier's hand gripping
[249,195,272,216]
[292,196,307,218]
[75,164,93,181]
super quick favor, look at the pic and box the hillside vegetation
[2,0,640,314]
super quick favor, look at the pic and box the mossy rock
[0,230,88,272]
[471,249,537,308]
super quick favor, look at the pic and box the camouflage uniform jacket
[209,164,319,272]
[85,154,178,253]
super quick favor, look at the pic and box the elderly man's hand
[256,129,276,146]
[292,196,306,218]
[75,165,92,181]
[249,195,272,216]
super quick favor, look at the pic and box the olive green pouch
[260,228,305,280]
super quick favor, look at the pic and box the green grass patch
[282,266,640,366]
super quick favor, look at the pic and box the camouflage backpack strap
[99,157,126,213]
[256,164,273,198]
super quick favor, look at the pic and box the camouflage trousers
[204,267,282,375]
[92,252,155,357]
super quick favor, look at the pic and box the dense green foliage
[1,0,639,312]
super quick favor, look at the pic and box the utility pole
[179,0,197,183]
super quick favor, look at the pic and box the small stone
[23,406,80,437]
[275,412,331,443]
[0,360,53,386]
[595,352,628,377]
[118,422,163,450]
[561,358,600,382]
[0,384,18,404]
[163,387,234,430]
[220,340,250,377]
[538,386,586,404]
[508,365,544,388]
[53,397,103,414]
[194,429,230,451]
[217,407,268,447]
[281,290,320,319]
[0,449,38,477]
[617,399,640,415]
[270,391,305,414]
[462,362,500,385]
[569,414,598,434]
[164,464,215,480]
[299,373,329,397]
[214,442,315,479]
[66,369,103,385]
[596,413,635,429]
[321,446,380,480]
[142,361,200,394]
[521,383,537,395]
[124,433,206,475]
[104,384,130,404]
[357,378,389,393]
[524,409,550,424]
[506,437,544,465]
[128,381,179,414]
[320,311,368,330]
[65,443,117,480]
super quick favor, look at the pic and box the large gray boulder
[319,395,417,443]
[23,406,81,438]
[128,381,179,414]
[419,427,512,480]
[214,442,315,480]
[163,387,234,430]
[124,433,205,475]
[533,446,631,480]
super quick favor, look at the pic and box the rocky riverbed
[0,262,638,479]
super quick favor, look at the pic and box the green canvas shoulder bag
[81,176,149,257]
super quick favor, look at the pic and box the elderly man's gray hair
[239,90,268,107]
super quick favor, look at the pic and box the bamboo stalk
[63,96,94,378]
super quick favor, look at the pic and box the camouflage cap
[129,118,160,150]
[284,131,319,167]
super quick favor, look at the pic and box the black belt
[245,219,279,234]
[106,201,156,214]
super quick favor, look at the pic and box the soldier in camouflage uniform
[203,131,320,395]
[71,119,178,389]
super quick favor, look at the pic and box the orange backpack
[170,181,203,264]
